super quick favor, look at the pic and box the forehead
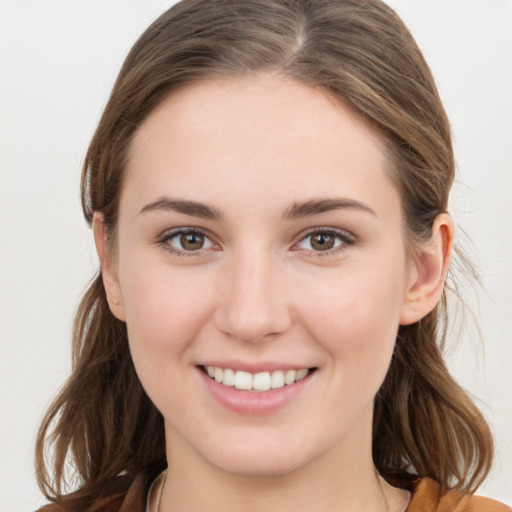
[124,74,398,218]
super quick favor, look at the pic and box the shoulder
[408,477,510,512]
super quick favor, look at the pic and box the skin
[95,74,453,512]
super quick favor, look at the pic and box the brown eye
[295,229,353,254]
[310,233,335,251]
[180,232,205,250]
[162,228,215,254]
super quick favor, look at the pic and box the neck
[159,421,407,512]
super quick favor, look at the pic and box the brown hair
[36,0,493,509]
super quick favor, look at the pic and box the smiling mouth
[201,365,317,391]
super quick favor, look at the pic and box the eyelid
[156,226,219,257]
[292,226,356,256]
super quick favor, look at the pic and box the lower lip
[198,368,314,416]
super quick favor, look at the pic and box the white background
[0,1,510,511]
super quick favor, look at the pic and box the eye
[295,228,355,254]
[159,228,216,255]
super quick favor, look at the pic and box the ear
[399,213,454,326]
[92,213,126,322]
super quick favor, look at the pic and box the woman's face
[103,74,420,476]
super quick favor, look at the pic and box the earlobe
[399,213,454,326]
[92,213,126,322]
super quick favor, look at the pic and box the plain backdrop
[0,1,511,511]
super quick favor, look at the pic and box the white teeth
[223,368,235,386]
[234,370,253,390]
[204,366,311,391]
[253,372,271,391]
[296,368,308,382]
[271,370,285,389]
[284,370,296,385]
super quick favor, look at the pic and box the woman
[35,1,510,511]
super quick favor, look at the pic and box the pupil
[312,233,334,250]
[181,233,204,250]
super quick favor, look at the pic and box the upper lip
[198,361,316,373]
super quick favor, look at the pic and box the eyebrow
[139,196,376,221]
[282,198,377,220]
[140,197,223,220]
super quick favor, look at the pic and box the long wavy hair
[36,0,493,510]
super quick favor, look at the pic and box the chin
[199,434,311,478]
[212,454,304,478]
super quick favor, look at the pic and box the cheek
[298,258,407,372]
[117,250,215,366]
[301,269,405,425]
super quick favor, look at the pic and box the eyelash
[156,227,356,258]
[293,227,356,258]
[157,227,217,257]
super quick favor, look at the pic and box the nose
[213,249,292,343]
